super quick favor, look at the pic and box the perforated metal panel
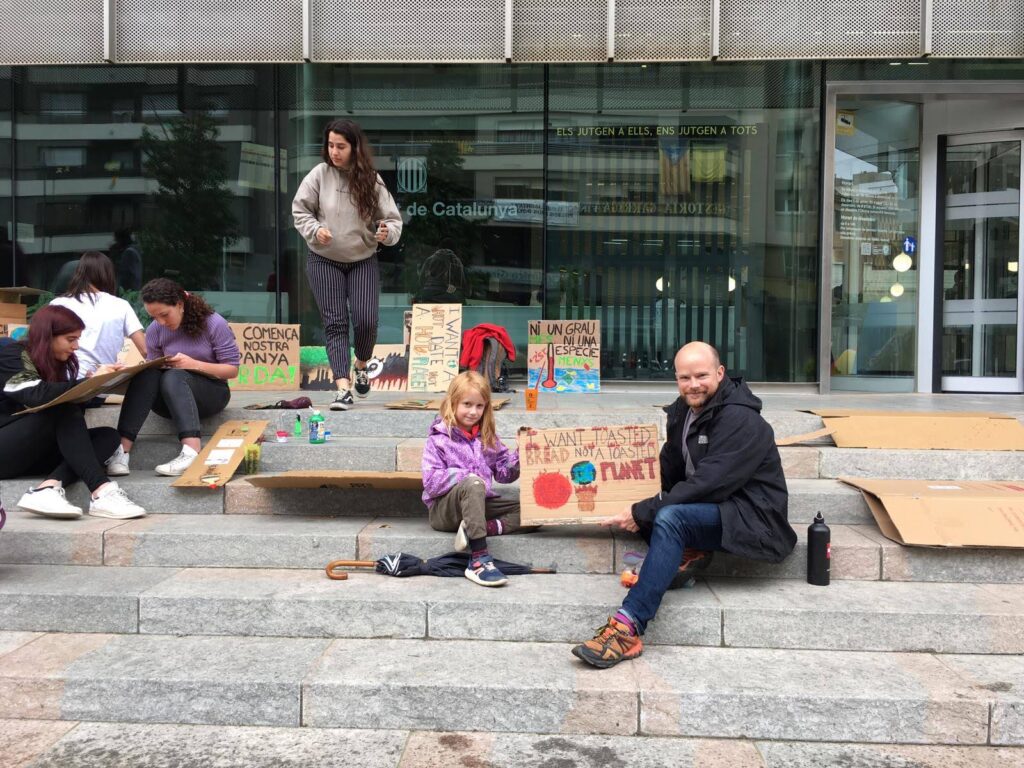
[513,0,608,62]
[719,0,922,60]
[4,0,104,65]
[312,1,506,62]
[614,0,710,61]
[933,1,1024,58]
[116,0,303,63]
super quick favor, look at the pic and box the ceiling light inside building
[728,275,736,292]
[1009,261,1019,274]
[890,283,904,298]
[892,253,912,272]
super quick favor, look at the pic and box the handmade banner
[300,343,409,391]
[527,319,600,393]
[407,303,462,393]
[518,424,660,525]
[228,323,300,391]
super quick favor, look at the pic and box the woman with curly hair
[108,278,240,477]
[0,305,145,519]
[292,119,402,411]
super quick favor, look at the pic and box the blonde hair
[439,370,498,448]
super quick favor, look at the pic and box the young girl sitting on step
[422,370,531,587]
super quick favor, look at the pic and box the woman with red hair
[0,305,146,519]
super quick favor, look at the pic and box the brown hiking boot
[668,548,714,590]
[571,617,643,669]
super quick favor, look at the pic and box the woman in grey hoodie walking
[292,119,402,411]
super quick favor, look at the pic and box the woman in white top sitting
[51,252,146,377]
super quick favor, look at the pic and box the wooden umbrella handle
[325,559,376,580]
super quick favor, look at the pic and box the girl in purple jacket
[422,371,529,586]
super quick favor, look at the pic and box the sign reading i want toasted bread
[173,420,268,488]
[518,424,661,525]
[407,303,462,393]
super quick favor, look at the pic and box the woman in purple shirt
[107,278,240,477]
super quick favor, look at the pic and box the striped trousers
[305,251,380,381]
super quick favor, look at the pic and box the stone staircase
[1,393,1023,766]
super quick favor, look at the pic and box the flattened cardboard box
[519,424,661,525]
[247,470,422,490]
[841,476,1024,548]
[174,420,268,488]
[18,357,169,415]
[777,410,1024,450]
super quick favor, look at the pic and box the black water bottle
[807,512,830,586]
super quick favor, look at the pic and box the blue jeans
[620,503,723,635]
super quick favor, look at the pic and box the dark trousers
[0,404,118,492]
[118,367,231,441]
[305,251,380,381]
[621,503,723,635]
[428,475,524,541]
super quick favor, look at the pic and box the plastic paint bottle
[309,410,326,444]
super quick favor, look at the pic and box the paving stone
[224,479,422,516]
[0,719,78,768]
[139,568,426,638]
[257,438,401,472]
[757,741,1024,767]
[0,631,42,657]
[613,524,882,581]
[855,525,1024,583]
[0,510,128,566]
[24,722,407,768]
[635,646,990,744]
[937,654,1024,745]
[400,731,764,768]
[427,574,721,646]
[103,514,366,568]
[819,448,1024,480]
[357,517,615,574]
[56,634,331,726]
[784,478,871,524]
[714,578,1024,653]
[303,638,638,734]
[0,565,176,633]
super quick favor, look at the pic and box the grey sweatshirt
[292,162,403,263]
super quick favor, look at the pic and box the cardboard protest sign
[518,424,661,525]
[841,477,1024,548]
[407,303,462,393]
[356,344,408,392]
[1,323,27,340]
[228,323,300,391]
[17,357,170,415]
[527,319,600,393]
[116,337,145,367]
[173,420,269,488]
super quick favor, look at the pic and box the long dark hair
[320,119,381,224]
[25,305,84,382]
[64,251,117,303]
[141,278,214,339]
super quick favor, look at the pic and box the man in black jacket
[572,341,795,668]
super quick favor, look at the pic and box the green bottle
[293,414,302,438]
[308,409,326,444]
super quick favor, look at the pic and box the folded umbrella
[326,551,556,580]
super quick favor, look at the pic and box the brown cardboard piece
[173,420,269,488]
[519,424,661,525]
[841,476,1024,549]
[17,357,170,415]
[777,410,1024,450]
[246,470,422,490]
[385,397,510,411]
[0,287,45,326]
[228,323,301,391]
[407,303,462,393]
[116,337,146,367]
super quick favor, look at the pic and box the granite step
[8,722,1022,768]
[1,565,1023,654]
[1,631,1019,743]
[3,512,1024,582]
[0,476,224,516]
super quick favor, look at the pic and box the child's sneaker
[453,520,469,552]
[571,616,644,668]
[465,554,508,587]
[331,389,354,411]
[17,485,83,519]
[106,444,130,477]
[353,367,371,398]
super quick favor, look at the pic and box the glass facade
[2,61,820,381]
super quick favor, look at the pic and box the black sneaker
[331,390,354,411]
[353,367,370,398]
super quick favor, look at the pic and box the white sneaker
[454,520,470,552]
[17,486,83,519]
[155,445,198,477]
[106,445,130,477]
[89,481,147,519]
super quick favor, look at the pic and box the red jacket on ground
[460,323,516,370]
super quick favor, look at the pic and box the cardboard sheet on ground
[776,410,1024,450]
[173,420,268,488]
[841,477,1024,548]
[385,397,510,411]
[17,357,170,415]
[407,303,462,393]
[518,424,661,525]
[527,319,600,393]
[246,470,422,490]
[228,323,301,391]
